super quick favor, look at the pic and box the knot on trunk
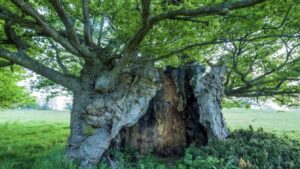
[95,71,118,93]
[95,64,159,93]
[85,98,113,127]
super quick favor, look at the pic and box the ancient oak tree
[1,0,300,168]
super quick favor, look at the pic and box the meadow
[0,108,299,169]
[223,108,300,140]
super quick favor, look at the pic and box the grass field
[0,109,69,123]
[223,108,300,141]
[0,110,70,169]
[0,108,299,168]
[1,108,298,140]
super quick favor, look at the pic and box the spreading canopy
[0,0,299,103]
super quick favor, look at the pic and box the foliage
[90,129,300,169]
[177,127,300,169]
[0,67,36,109]
[0,0,299,103]
[177,154,238,169]
[97,149,167,169]
[222,98,251,109]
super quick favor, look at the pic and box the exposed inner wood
[117,65,227,155]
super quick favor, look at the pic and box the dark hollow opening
[114,67,209,157]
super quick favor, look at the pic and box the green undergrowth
[98,127,300,169]
[1,123,300,169]
[176,127,300,169]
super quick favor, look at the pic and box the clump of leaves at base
[178,127,300,169]
[98,149,167,169]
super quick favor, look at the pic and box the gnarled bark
[66,65,160,168]
[66,64,228,168]
[190,65,229,139]
[118,64,228,155]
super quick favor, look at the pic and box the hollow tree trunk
[117,64,229,155]
[66,63,228,168]
[66,64,160,168]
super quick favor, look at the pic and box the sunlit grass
[223,108,300,141]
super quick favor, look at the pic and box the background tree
[0,63,36,109]
[0,0,300,168]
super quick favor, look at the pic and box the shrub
[98,149,167,169]
[176,146,238,169]
[178,127,300,169]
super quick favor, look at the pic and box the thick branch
[141,39,225,62]
[227,55,300,95]
[129,0,265,63]
[10,0,81,56]
[0,60,13,67]
[49,0,73,29]
[125,0,152,53]
[230,42,251,86]
[151,0,265,23]
[4,21,29,50]
[167,16,209,25]
[82,0,93,45]
[49,0,80,45]
[55,53,70,75]
[50,41,70,75]
[263,5,293,30]
[127,0,265,57]
[0,49,80,90]
[112,0,152,75]
[241,57,300,91]
[227,89,300,97]
[0,7,41,30]
[141,33,300,62]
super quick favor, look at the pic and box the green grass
[0,122,69,169]
[0,110,70,169]
[0,108,299,168]
[0,123,69,169]
[0,109,69,123]
[223,108,300,141]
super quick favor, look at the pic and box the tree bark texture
[118,64,229,155]
[66,64,228,168]
[66,64,161,169]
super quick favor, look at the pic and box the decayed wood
[117,64,228,155]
